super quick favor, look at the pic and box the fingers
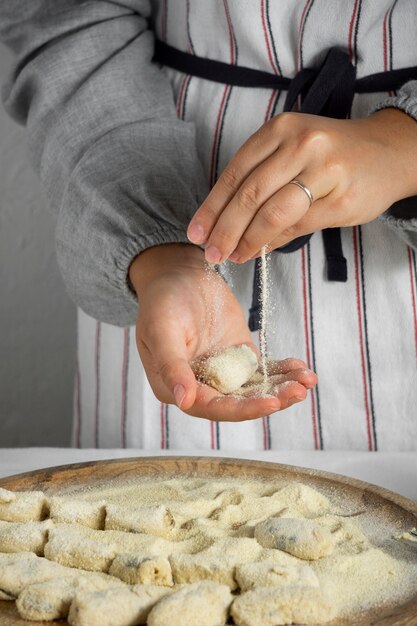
[138,321,198,411]
[142,336,317,421]
[187,384,282,422]
[231,173,334,263]
[158,356,198,411]
[273,381,308,410]
[198,146,304,264]
[248,197,335,259]
[188,115,344,264]
[267,358,307,373]
[184,365,317,422]
[187,116,289,248]
[184,380,301,422]
[264,197,336,252]
[267,364,318,389]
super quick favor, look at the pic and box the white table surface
[0,448,416,501]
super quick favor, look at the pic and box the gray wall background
[0,44,76,446]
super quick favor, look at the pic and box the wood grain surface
[0,456,416,626]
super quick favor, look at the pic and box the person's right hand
[129,243,317,422]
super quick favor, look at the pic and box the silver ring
[288,179,314,207]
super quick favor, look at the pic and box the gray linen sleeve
[0,0,208,326]
[369,80,417,251]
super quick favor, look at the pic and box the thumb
[159,354,197,410]
[146,322,197,410]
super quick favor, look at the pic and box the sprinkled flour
[1,476,417,624]
[192,249,277,398]
[18,476,415,623]
[193,345,258,395]
[258,245,270,393]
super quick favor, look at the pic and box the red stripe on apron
[353,227,373,451]
[348,0,361,65]
[297,0,319,448]
[348,0,375,450]
[265,91,278,121]
[297,0,315,71]
[223,0,236,65]
[301,246,319,449]
[261,0,279,75]
[175,3,195,121]
[176,74,191,118]
[383,9,390,76]
[383,4,394,95]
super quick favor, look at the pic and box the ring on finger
[288,179,314,207]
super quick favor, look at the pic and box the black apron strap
[154,39,291,89]
[153,40,417,94]
[322,228,348,282]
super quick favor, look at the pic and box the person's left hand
[187,108,417,263]
[129,244,317,421]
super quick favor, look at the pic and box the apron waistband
[153,39,417,95]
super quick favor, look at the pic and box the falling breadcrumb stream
[259,245,270,393]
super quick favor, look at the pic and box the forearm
[365,108,417,200]
[371,80,417,127]
[368,81,417,248]
[0,0,208,325]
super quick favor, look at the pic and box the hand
[129,244,317,421]
[187,108,417,263]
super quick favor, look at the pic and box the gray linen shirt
[0,0,416,326]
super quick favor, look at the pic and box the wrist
[129,243,206,296]
[365,108,417,199]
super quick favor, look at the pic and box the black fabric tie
[153,40,417,331]
[277,48,353,284]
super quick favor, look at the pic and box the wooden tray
[0,456,417,626]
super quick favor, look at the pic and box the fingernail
[229,250,240,262]
[205,245,222,264]
[187,222,206,243]
[268,400,281,412]
[174,384,185,408]
[288,395,305,405]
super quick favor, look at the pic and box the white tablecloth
[1,449,416,501]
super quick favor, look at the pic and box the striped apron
[74,0,417,451]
